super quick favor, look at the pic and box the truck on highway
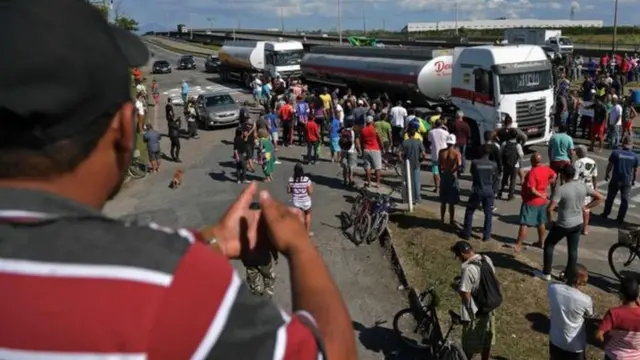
[218,40,304,88]
[177,24,188,34]
[301,44,554,147]
[503,28,574,55]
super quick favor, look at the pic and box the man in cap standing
[0,1,357,358]
[461,144,498,241]
[602,135,639,224]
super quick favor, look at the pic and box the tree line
[92,2,139,32]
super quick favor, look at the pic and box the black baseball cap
[0,0,149,148]
[450,241,473,255]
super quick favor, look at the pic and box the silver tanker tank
[301,46,453,100]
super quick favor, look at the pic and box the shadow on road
[352,320,425,360]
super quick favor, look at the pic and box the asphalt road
[106,43,419,359]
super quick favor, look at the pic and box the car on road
[195,91,240,129]
[177,55,196,70]
[205,55,221,73]
[151,60,171,74]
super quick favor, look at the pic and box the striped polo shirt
[0,188,325,359]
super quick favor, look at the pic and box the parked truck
[218,40,304,88]
[503,28,574,55]
[301,44,554,147]
[177,24,188,34]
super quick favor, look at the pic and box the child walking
[258,128,275,182]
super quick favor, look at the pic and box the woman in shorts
[287,163,313,235]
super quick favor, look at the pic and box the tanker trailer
[218,40,304,88]
[301,46,453,105]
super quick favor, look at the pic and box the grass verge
[571,34,640,47]
[388,207,619,360]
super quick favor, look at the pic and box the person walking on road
[428,120,450,193]
[143,124,161,173]
[537,166,603,281]
[185,98,199,139]
[389,100,407,150]
[398,123,427,206]
[498,128,523,201]
[587,97,608,152]
[278,98,294,146]
[437,134,461,225]
[305,116,320,165]
[180,79,189,105]
[573,145,598,234]
[548,123,574,190]
[608,95,623,149]
[461,145,498,242]
[339,119,358,187]
[514,152,556,254]
[167,115,182,163]
[450,110,470,175]
[361,116,384,188]
[602,135,639,224]
[232,128,248,183]
[288,163,314,235]
[150,79,160,106]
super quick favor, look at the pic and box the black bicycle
[393,283,468,360]
[348,186,396,245]
[608,228,640,281]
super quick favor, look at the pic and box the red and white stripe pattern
[601,307,640,360]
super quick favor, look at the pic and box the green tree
[94,4,109,20]
[114,16,139,32]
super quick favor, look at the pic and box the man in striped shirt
[0,1,357,359]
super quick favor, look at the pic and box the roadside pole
[405,159,413,212]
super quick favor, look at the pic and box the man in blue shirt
[329,116,341,162]
[548,123,575,190]
[180,80,189,105]
[143,124,162,173]
[602,136,639,224]
[461,145,498,241]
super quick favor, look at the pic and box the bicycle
[350,187,375,245]
[608,228,640,281]
[393,282,468,360]
[382,152,402,177]
[368,188,396,243]
[127,151,149,180]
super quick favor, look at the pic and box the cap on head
[450,241,473,256]
[446,134,457,145]
[0,0,149,147]
[366,115,374,123]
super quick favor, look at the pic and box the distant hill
[137,22,169,35]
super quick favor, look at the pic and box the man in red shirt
[360,116,384,187]
[450,110,471,175]
[306,117,320,164]
[596,277,640,359]
[278,99,294,146]
[0,1,358,359]
[514,152,556,254]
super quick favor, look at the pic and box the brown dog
[169,169,183,189]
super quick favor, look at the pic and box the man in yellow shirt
[319,87,333,120]
[429,107,443,126]
[404,110,429,141]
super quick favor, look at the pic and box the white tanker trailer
[218,40,304,88]
[301,46,454,103]
[303,44,555,147]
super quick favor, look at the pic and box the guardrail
[152,29,639,52]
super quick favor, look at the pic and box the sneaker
[275,160,282,164]
[533,270,551,281]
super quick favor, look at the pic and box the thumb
[259,190,287,228]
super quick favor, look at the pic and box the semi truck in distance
[301,44,554,147]
[503,28,574,55]
[177,24,188,34]
[218,40,304,88]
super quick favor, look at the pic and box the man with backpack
[498,128,524,201]
[451,241,501,360]
[339,119,359,187]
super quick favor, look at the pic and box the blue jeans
[181,92,188,104]
[607,125,621,149]
[456,145,466,173]
[462,192,494,240]
[560,111,569,126]
[603,181,632,221]
[411,167,421,204]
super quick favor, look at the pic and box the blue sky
[120,0,637,32]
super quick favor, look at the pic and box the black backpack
[502,141,519,168]
[339,128,353,151]
[472,256,503,315]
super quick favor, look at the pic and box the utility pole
[612,0,619,52]
[362,7,366,35]
[382,19,386,32]
[280,7,285,34]
[337,0,343,44]
[455,1,459,36]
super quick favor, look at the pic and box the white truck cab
[450,45,554,147]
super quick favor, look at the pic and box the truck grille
[516,98,547,140]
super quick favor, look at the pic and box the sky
[121,0,638,32]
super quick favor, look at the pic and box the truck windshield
[274,51,303,66]
[558,37,573,46]
[206,94,235,107]
[499,70,553,95]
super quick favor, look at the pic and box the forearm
[287,243,357,359]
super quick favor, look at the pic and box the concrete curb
[380,226,410,289]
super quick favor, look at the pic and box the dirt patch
[388,207,620,360]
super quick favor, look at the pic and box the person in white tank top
[287,163,313,235]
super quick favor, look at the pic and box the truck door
[264,50,277,78]
[473,68,497,134]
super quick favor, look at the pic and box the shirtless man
[438,134,462,225]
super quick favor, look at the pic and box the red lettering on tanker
[434,61,452,76]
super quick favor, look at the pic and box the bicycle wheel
[128,160,148,179]
[353,212,371,245]
[394,161,403,177]
[438,342,468,360]
[368,211,389,243]
[349,195,364,222]
[608,243,640,280]
[392,308,432,350]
